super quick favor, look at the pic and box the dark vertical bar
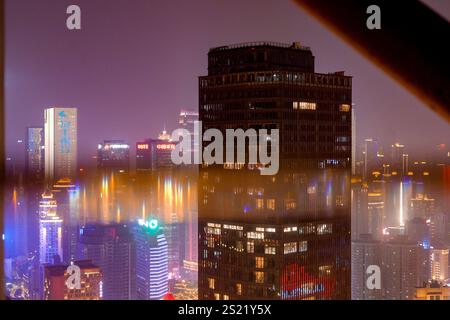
[0,0,4,301]
[293,0,450,122]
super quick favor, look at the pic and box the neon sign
[157,144,175,150]
[138,218,159,231]
[137,144,149,150]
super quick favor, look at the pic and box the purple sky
[5,0,450,166]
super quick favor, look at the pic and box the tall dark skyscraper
[78,224,135,300]
[198,42,352,300]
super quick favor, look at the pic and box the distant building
[97,140,130,173]
[415,282,450,300]
[134,219,169,300]
[79,224,135,300]
[382,236,420,300]
[26,127,44,182]
[44,107,77,183]
[39,191,63,264]
[367,180,385,240]
[410,195,435,219]
[136,139,175,171]
[43,260,103,300]
[351,234,382,300]
[430,248,449,283]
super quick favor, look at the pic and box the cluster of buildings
[352,139,450,299]
[4,40,449,301]
[5,104,198,299]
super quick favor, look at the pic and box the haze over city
[5,0,450,167]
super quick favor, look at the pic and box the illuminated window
[299,223,315,235]
[247,240,255,253]
[265,246,276,255]
[214,293,220,300]
[255,271,265,284]
[284,242,297,254]
[317,223,333,235]
[339,104,351,112]
[319,265,332,275]
[236,283,242,295]
[223,294,229,300]
[299,241,308,252]
[255,256,265,269]
[285,200,297,210]
[266,199,275,210]
[256,198,264,209]
[293,101,317,110]
[247,232,264,240]
[208,278,215,290]
[207,236,215,248]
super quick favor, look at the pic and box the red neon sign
[137,144,149,150]
[156,144,175,150]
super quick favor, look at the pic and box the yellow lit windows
[236,283,242,295]
[247,232,264,240]
[208,277,215,290]
[285,199,297,210]
[255,271,265,284]
[266,199,275,210]
[255,256,265,269]
[293,101,317,110]
[339,104,351,112]
[265,245,276,255]
[284,242,297,254]
[247,240,255,253]
[256,198,264,209]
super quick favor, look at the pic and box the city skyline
[3,1,450,302]
[5,0,450,168]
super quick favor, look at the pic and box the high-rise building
[51,178,78,264]
[44,107,77,183]
[198,42,352,300]
[367,180,385,240]
[134,219,169,300]
[136,139,175,171]
[382,236,420,300]
[43,260,103,300]
[430,248,449,283]
[39,191,63,264]
[415,282,450,300]
[178,110,199,163]
[26,127,44,182]
[362,139,380,182]
[410,195,435,220]
[97,140,130,173]
[351,177,369,241]
[391,142,406,175]
[78,224,134,300]
[351,234,382,300]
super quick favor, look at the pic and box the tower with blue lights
[134,218,169,300]
[39,191,63,264]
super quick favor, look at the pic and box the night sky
[5,0,450,166]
